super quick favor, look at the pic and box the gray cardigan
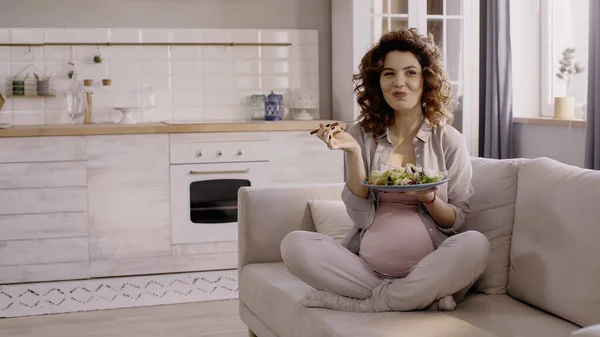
[340,120,474,254]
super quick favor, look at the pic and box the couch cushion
[240,262,577,337]
[465,157,519,294]
[508,157,600,327]
[308,200,355,244]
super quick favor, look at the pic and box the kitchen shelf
[0,42,292,47]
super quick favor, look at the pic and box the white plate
[361,176,450,192]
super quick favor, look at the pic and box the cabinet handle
[237,149,243,156]
[189,169,250,175]
[196,151,203,157]
[217,150,223,156]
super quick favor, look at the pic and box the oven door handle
[188,169,250,175]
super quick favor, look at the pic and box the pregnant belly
[359,204,435,278]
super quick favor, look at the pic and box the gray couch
[237,157,600,337]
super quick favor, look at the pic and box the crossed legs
[280,230,490,312]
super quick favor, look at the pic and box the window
[541,0,590,117]
[369,0,479,154]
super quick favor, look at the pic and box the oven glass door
[170,161,268,245]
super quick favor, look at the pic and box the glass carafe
[65,89,85,124]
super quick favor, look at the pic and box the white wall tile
[0,27,318,125]
[110,29,141,43]
[76,45,107,62]
[202,46,230,59]
[109,61,141,77]
[260,30,290,43]
[172,106,202,121]
[11,97,45,111]
[0,29,10,43]
[141,60,170,76]
[231,30,260,43]
[171,60,200,75]
[262,75,290,90]
[0,111,12,124]
[139,46,169,60]
[172,90,201,106]
[11,29,44,44]
[171,76,200,90]
[43,46,70,61]
[231,46,259,59]
[11,46,43,62]
[203,90,232,106]
[142,76,170,91]
[141,29,170,43]
[12,112,45,125]
[153,90,171,106]
[233,60,260,75]
[233,76,260,90]
[44,29,78,43]
[109,46,141,60]
[43,62,66,78]
[0,63,10,77]
[45,109,68,124]
[202,75,232,90]
[78,29,110,43]
[0,47,10,61]
[262,60,290,75]
[201,30,231,43]
[261,46,291,59]
[201,60,231,75]
[171,29,202,43]
[290,30,319,45]
[171,46,201,60]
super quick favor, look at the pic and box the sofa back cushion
[308,200,355,244]
[508,157,600,327]
[464,157,519,294]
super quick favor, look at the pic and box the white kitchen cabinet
[0,136,90,284]
[268,131,345,185]
[86,134,172,263]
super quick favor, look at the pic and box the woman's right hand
[314,123,360,153]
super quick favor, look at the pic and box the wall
[0,0,332,122]
[513,123,586,167]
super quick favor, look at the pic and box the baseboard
[0,269,238,318]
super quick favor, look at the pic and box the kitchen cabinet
[0,136,90,284]
[0,129,344,284]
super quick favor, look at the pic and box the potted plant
[554,48,585,119]
[93,54,103,64]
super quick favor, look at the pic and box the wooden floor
[0,300,249,337]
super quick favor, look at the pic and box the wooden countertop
[0,120,344,138]
[513,117,585,128]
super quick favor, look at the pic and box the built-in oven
[170,161,269,245]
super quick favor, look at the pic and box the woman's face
[379,50,424,113]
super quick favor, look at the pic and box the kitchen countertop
[0,120,345,138]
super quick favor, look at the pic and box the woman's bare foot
[428,295,457,311]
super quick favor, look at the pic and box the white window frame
[539,0,590,118]
[332,0,479,155]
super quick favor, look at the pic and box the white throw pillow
[308,200,355,244]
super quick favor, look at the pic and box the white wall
[0,0,332,120]
[513,123,586,167]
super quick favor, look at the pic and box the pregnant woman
[280,28,490,312]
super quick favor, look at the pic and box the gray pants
[281,230,490,311]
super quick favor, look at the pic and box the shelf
[5,95,56,98]
[0,42,292,47]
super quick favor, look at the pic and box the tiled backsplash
[0,28,319,125]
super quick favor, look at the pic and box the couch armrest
[237,183,344,270]
[571,325,600,337]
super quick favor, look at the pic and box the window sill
[513,117,585,128]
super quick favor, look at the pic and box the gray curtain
[479,0,513,159]
[585,0,600,170]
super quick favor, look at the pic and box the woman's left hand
[404,187,437,203]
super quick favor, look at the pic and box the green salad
[367,164,444,186]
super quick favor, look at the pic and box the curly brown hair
[353,28,455,137]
